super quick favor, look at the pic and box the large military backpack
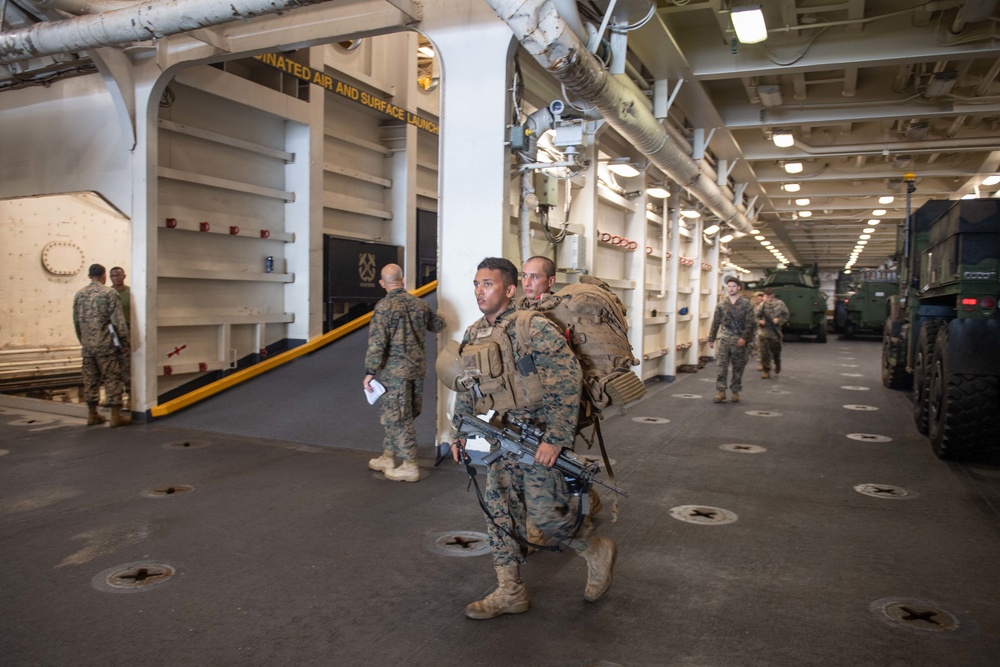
[530,275,646,410]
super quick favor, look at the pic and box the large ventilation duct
[0,0,331,65]
[486,0,754,234]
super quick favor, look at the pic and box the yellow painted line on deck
[150,280,437,418]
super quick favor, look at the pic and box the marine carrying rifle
[454,413,629,498]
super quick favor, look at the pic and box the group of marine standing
[708,275,790,403]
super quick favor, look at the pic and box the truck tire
[815,323,828,343]
[881,323,911,390]
[912,320,941,434]
[928,326,1000,460]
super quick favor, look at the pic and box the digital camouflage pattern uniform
[709,295,756,393]
[73,282,130,407]
[451,304,587,566]
[114,286,132,391]
[756,298,790,374]
[365,288,445,461]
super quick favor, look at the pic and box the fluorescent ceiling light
[782,183,800,192]
[760,240,770,246]
[680,209,701,218]
[961,193,978,199]
[703,224,721,236]
[878,196,895,204]
[720,234,734,243]
[795,198,810,206]
[417,46,435,58]
[772,132,794,148]
[858,240,868,245]
[608,163,640,178]
[750,229,760,234]
[754,235,766,240]
[784,162,803,174]
[799,211,812,217]
[863,228,875,234]
[732,5,768,45]
[868,219,880,225]
[983,175,1000,186]
[872,209,886,216]
[646,187,670,198]
[859,234,871,240]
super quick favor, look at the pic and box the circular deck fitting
[841,385,870,391]
[870,598,968,635]
[425,531,491,557]
[745,410,782,417]
[844,404,879,411]
[847,433,893,443]
[719,444,767,454]
[672,393,702,399]
[162,439,211,450]
[840,373,864,377]
[93,561,176,593]
[854,483,917,500]
[632,416,670,424]
[669,505,738,525]
[141,485,195,499]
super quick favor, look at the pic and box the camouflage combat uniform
[364,288,445,461]
[756,298,790,374]
[452,305,587,566]
[73,282,130,407]
[709,295,755,393]
[114,286,132,391]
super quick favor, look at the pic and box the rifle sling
[460,452,585,553]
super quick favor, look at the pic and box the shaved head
[380,263,403,286]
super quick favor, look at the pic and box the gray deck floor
[2,337,999,666]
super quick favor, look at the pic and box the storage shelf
[160,217,293,242]
[159,313,294,327]
[644,317,669,325]
[159,268,294,283]
[556,273,635,290]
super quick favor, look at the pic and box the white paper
[365,379,386,405]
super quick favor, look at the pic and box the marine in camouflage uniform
[756,289,790,378]
[364,264,445,482]
[708,276,756,403]
[449,257,617,620]
[73,264,131,426]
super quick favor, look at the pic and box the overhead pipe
[17,0,144,15]
[485,0,754,234]
[790,136,1000,156]
[0,0,330,64]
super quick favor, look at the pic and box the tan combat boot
[384,459,419,482]
[761,372,770,379]
[464,565,530,619]
[110,407,131,427]
[579,536,617,602]
[368,451,395,472]
[713,391,727,403]
[730,392,740,403]
[87,405,106,426]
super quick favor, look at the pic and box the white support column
[284,46,325,344]
[423,3,515,443]
[702,238,721,359]
[384,123,419,287]
[685,216,703,367]
[664,203,681,379]
[624,186,646,379]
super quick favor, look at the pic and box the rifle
[108,324,122,350]
[454,413,629,498]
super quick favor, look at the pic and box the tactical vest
[460,311,547,415]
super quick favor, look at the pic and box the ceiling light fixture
[799,211,812,217]
[680,209,701,218]
[720,234,734,243]
[784,162,803,174]
[782,183,801,192]
[878,196,895,204]
[868,219,880,225]
[749,229,760,234]
[703,224,721,236]
[772,132,794,148]
[872,209,887,216]
[859,234,871,240]
[863,228,875,234]
[417,45,435,58]
[646,186,670,198]
[983,175,1000,186]
[608,162,640,178]
[731,4,768,45]
[754,235,766,240]
[760,240,770,246]
[795,198,810,206]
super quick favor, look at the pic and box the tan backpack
[529,275,646,410]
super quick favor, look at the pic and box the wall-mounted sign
[254,53,440,136]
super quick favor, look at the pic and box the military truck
[881,196,1000,460]
[841,270,899,338]
[756,265,829,342]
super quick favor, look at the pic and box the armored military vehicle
[757,265,829,342]
[841,270,899,337]
[882,195,1000,460]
